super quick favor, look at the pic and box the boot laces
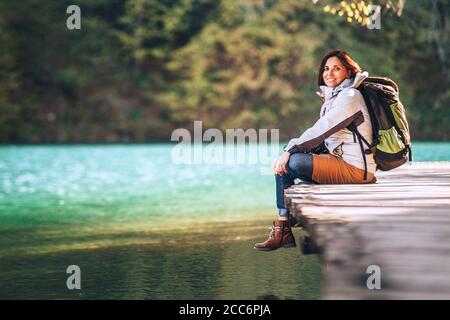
[268,225,280,239]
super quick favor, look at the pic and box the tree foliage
[0,0,448,142]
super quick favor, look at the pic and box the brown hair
[318,50,362,86]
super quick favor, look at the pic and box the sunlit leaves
[319,0,405,26]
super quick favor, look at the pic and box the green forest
[0,0,448,143]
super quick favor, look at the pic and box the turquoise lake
[0,142,449,299]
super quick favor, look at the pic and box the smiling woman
[255,49,377,251]
[319,50,362,88]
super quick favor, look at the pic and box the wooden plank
[285,161,450,299]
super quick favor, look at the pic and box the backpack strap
[407,144,412,162]
[357,133,368,181]
[358,85,380,146]
[347,123,372,181]
[352,126,372,150]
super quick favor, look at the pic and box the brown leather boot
[254,220,296,251]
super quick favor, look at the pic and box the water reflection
[0,220,322,299]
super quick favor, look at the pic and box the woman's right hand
[272,152,290,175]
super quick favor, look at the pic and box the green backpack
[349,77,412,180]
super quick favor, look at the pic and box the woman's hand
[273,151,291,175]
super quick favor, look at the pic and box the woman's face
[322,56,351,88]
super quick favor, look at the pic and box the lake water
[0,142,449,299]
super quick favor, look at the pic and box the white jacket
[284,72,377,174]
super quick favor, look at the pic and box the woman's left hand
[273,152,290,175]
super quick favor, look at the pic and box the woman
[255,49,377,251]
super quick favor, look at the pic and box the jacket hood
[318,71,369,100]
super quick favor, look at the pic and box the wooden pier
[284,162,450,299]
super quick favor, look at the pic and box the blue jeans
[276,153,314,217]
